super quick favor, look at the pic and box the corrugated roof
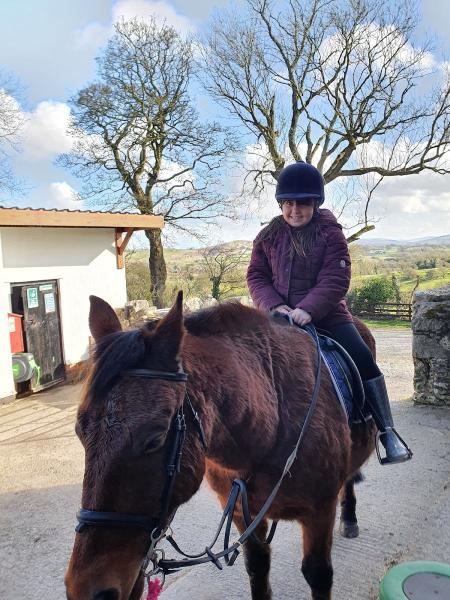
[2,206,147,215]
[0,207,164,229]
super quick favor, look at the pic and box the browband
[122,369,188,382]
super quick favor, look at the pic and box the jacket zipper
[286,235,293,303]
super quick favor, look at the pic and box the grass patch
[361,319,411,329]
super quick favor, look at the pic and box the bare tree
[202,0,450,240]
[60,18,236,307]
[200,243,248,300]
[0,73,25,196]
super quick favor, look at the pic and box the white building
[0,207,163,402]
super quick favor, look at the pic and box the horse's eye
[132,422,170,456]
[142,433,166,455]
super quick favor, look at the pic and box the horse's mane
[184,301,269,336]
[83,302,271,404]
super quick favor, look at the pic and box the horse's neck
[184,333,280,472]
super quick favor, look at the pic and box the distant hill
[196,235,450,250]
[131,235,449,258]
[356,234,450,247]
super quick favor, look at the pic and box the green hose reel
[12,352,41,388]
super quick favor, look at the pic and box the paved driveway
[1,329,449,600]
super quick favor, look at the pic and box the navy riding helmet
[275,162,325,205]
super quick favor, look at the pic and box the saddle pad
[318,336,369,424]
[319,341,354,421]
[269,314,367,423]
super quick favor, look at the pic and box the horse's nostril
[93,589,120,600]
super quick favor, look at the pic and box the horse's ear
[89,295,122,343]
[144,291,184,367]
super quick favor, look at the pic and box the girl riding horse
[247,161,412,465]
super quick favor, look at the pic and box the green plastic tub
[379,561,450,600]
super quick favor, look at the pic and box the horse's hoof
[339,520,359,538]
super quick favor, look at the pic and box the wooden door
[21,281,64,388]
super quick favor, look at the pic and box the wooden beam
[115,227,135,269]
[119,228,134,254]
[0,207,164,230]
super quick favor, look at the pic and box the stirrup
[375,428,413,465]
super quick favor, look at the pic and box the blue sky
[1,0,450,246]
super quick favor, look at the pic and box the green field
[126,240,450,309]
[352,268,450,298]
[361,319,411,329]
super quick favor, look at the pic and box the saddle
[315,333,368,423]
[271,313,369,424]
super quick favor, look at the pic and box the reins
[75,323,322,583]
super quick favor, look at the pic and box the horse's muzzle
[92,590,119,600]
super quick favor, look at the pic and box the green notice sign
[27,287,39,308]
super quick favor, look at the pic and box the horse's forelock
[84,329,146,403]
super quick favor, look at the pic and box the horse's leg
[338,471,362,538]
[233,514,272,600]
[300,502,336,600]
[205,464,272,600]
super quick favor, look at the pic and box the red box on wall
[8,313,25,353]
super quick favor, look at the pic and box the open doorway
[10,280,65,391]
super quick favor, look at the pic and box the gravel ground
[0,328,449,600]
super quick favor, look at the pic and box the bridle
[76,367,189,535]
[75,367,208,576]
[74,324,322,583]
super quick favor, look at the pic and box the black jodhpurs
[324,322,381,381]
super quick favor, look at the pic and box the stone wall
[412,288,450,406]
[115,297,220,329]
[115,300,164,329]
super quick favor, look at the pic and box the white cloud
[112,0,195,33]
[230,143,277,219]
[73,0,195,64]
[399,194,429,214]
[21,101,72,161]
[359,169,450,239]
[48,181,83,210]
[74,22,111,50]
[427,197,450,212]
[321,24,437,76]
[373,171,450,207]
[396,42,437,72]
[159,158,196,187]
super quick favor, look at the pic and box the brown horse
[65,292,376,600]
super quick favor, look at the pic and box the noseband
[76,368,196,540]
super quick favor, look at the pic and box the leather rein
[75,325,322,582]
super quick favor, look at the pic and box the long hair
[256,207,320,257]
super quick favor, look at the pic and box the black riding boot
[363,374,413,465]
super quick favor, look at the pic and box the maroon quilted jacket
[247,209,353,327]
